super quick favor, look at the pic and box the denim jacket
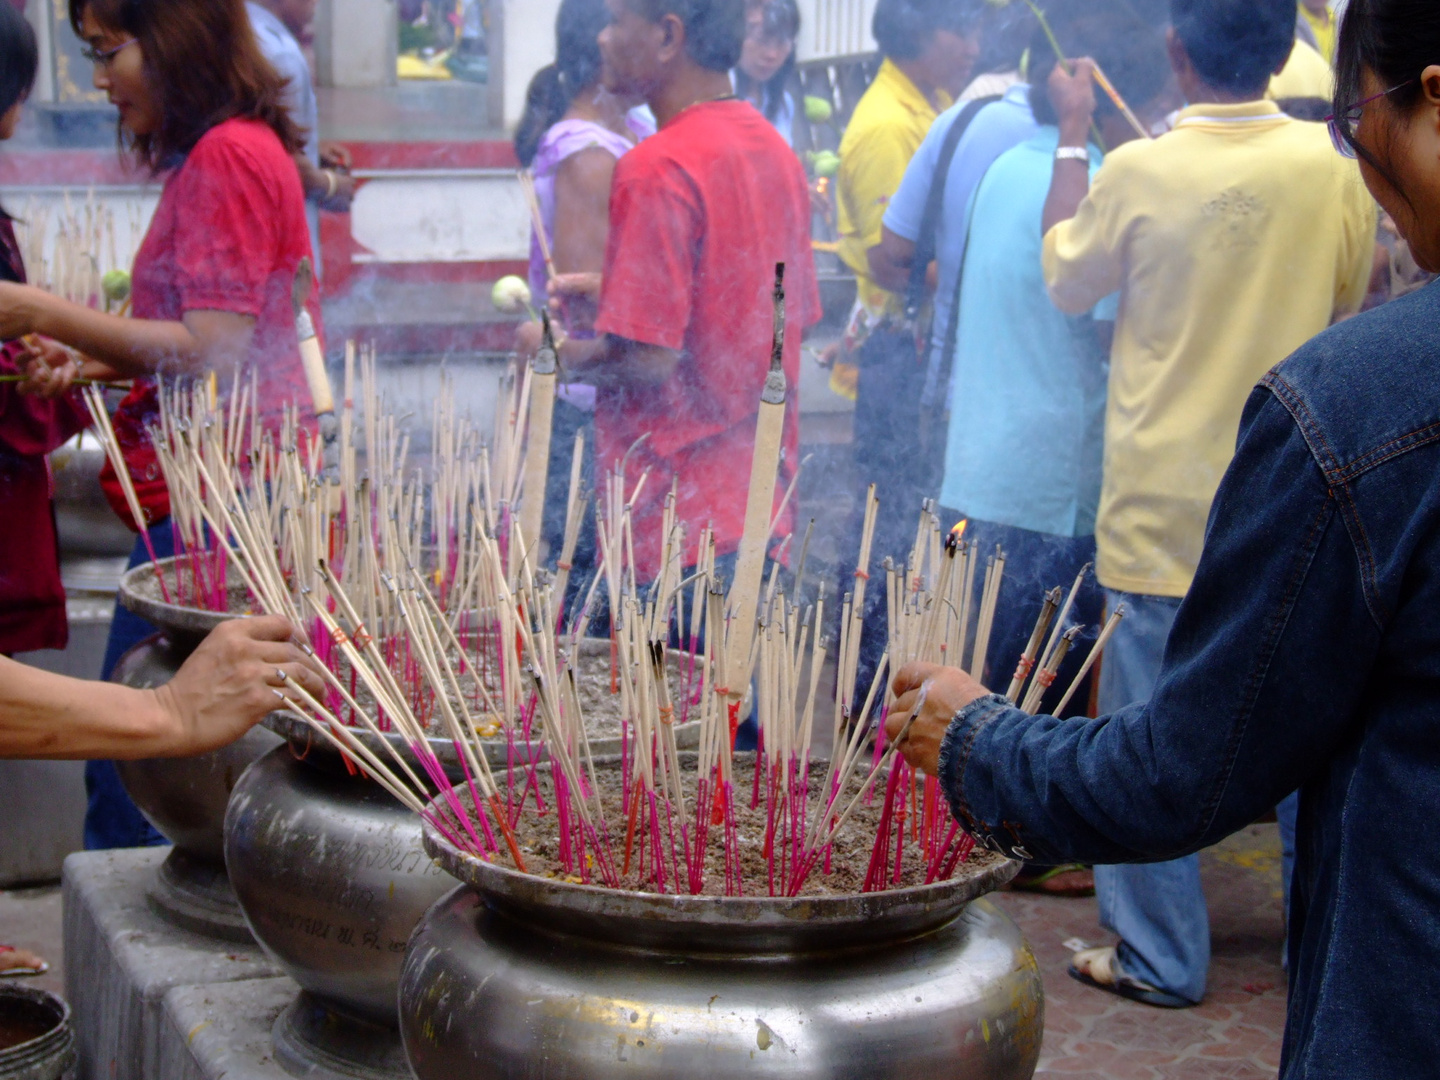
[938,281,1440,1079]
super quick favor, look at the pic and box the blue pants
[85,521,173,851]
[1093,589,1210,1004]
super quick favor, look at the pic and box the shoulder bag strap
[903,94,1003,320]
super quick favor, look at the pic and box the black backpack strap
[903,94,1002,320]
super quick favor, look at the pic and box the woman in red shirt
[0,2,88,665]
[0,0,321,848]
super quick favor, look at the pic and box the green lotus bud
[804,95,834,124]
[491,274,533,315]
[811,150,840,178]
[102,269,132,304]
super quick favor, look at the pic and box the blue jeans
[1093,589,1209,1004]
[85,521,173,851]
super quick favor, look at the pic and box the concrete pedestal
[62,847,285,1080]
[156,978,300,1080]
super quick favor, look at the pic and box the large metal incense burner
[400,797,1044,1079]
[112,557,282,941]
[225,717,461,1080]
[224,640,698,1079]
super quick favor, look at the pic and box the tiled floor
[992,823,1288,1079]
[1,825,1288,1076]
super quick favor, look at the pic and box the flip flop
[1008,864,1095,897]
[1068,946,1193,1009]
[0,944,50,978]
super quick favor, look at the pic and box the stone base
[62,847,284,1080]
[270,992,412,1080]
[148,848,253,943]
[155,978,299,1080]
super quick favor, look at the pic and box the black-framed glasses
[1326,80,1415,158]
[80,38,136,69]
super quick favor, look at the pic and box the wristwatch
[1055,146,1090,163]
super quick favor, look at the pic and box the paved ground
[992,822,1288,1079]
[0,825,1287,1076]
[0,882,66,999]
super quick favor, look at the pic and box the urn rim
[421,802,1021,953]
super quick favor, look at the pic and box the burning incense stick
[722,263,790,715]
[518,312,559,565]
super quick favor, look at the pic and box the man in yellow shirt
[1038,0,1374,1009]
[835,0,980,698]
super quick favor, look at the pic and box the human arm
[0,339,89,452]
[514,322,678,389]
[887,386,1376,863]
[868,227,937,296]
[0,286,256,381]
[296,153,356,213]
[836,124,920,279]
[0,616,324,760]
[866,116,948,295]
[1041,58,1098,236]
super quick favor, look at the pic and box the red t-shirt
[594,100,821,579]
[0,218,88,653]
[100,117,320,529]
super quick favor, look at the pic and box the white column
[24,0,56,104]
[489,0,562,131]
[314,0,399,89]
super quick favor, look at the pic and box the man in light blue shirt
[247,0,356,268]
[875,82,1039,406]
[931,8,1168,693]
[906,6,1169,900]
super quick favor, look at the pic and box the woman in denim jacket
[886,1,1440,1076]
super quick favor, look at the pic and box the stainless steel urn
[224,720,460,1080]
[400,818,1044,1079]
[112,557,281,941]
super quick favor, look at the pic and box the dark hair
[1333,0,1436,194]
[1030,3,1170,127]
[1170,0,1296,95]
[733,0,799,122]
[515,0,612,167]
[632,0,746,72]
[69,0,302,171]
[974,0,1037,77]
[872,0,984,62]
[0,0,38,121]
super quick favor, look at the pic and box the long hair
[514,0,613,167]
[1334,0,1438,197]
[68,0,302,171]
[733,0,799,123]
[0,2,38,227]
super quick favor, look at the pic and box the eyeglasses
[80,38,136,69]
[1326,80,1414,158]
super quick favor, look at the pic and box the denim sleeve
[937,386,1380,863]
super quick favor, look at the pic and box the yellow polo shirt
[1043,100,1375,598]
[836,60,949,319]
[1269,39,1333,101]
[1299,3,1336,65]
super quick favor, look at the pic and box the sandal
[0,945,49,978]
[1068,945,1193,1009]
[1008,864,1095,897]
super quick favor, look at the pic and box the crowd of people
[4,0,1440,1073]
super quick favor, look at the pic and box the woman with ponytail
[515,0,651,330]
[514,0,651,575]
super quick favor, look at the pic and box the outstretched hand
[150,616,326,757]
[884,662,992,776]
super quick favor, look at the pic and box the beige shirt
[1044,100,1376,597]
